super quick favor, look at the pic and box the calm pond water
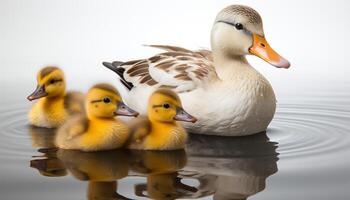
[0,88,349,200]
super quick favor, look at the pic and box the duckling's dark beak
[114,102,139,117]
[174,107,197,123]
[27,85,48,101]
[249,34,290,69]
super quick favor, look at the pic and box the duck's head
[148,89,197,123]
[86,83,139,119]
[27,67,66,101]
[211,5,290,68]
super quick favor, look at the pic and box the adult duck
[103,5,290,136]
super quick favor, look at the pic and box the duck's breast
[181,74,276,136]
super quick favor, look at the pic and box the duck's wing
[126,117,151,149]
[56,115,89,143]
[103,45,218,93]
[64,92,85,114]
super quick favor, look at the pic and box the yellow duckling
[127,89,197,150]
[27,66,84,128]
[55,83,139,151]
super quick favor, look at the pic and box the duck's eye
[49,79,56,84]
[235,23,243,30]
[103,97,111,104]
[163,103,170,109]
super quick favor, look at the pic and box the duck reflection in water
[29,126,66,177]
[57,149,131,200]
[130,150,198,199]
[29,125,278,200]
[185,132,279,200]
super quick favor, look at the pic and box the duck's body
[27,67,84,128]
[127,89,196,150]
[125,57,275,136]
[103,5,289,136]
[182,58,276,135]
[29,92,84,128]
[55,83,138,152]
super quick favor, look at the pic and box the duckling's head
[27,67,66,101]
[211,5,290,68]
[86,83,139,119]
[148,89,197,123]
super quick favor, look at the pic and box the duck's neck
[213,51,253,81]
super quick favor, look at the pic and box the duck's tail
[102,61,134,90]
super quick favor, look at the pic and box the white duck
[103,5,290,136]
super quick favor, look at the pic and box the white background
[1,0,349,101]
[0,1,349,199]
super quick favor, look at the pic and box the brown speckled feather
[104,45,218,93]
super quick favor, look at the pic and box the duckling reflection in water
[28,126,66,177]
[130,150,198,199]
[57,149,132,200]
[27,67,84,128]
[55,83,139,151]
[127,89,197,150]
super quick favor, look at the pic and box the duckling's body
[27,67,84,128]
[56,116,129,151]
[128,118,187,150]
[55,83,138,151]
[29,92,84,128]
[127,89,196,150]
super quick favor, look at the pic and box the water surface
[0,91,349,200]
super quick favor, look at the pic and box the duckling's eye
[48,79,62,84]
[163,103,170,109]
[103,97,111,104]
[235,23,243,30]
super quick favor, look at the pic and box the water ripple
[269,102,350,160]
[0,105,34,160]
[0,101,350,164]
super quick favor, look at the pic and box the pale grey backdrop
[1,0,349,103]
[0,1,350,199]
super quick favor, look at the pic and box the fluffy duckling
[127,89,197,150]
[27,66,84,128]
[55,83,139,151]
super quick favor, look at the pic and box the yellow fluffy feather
[55,83,138,151]
[27,67,84,128]
[127,89,197,150]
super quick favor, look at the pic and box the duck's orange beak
[249,34,290,69]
